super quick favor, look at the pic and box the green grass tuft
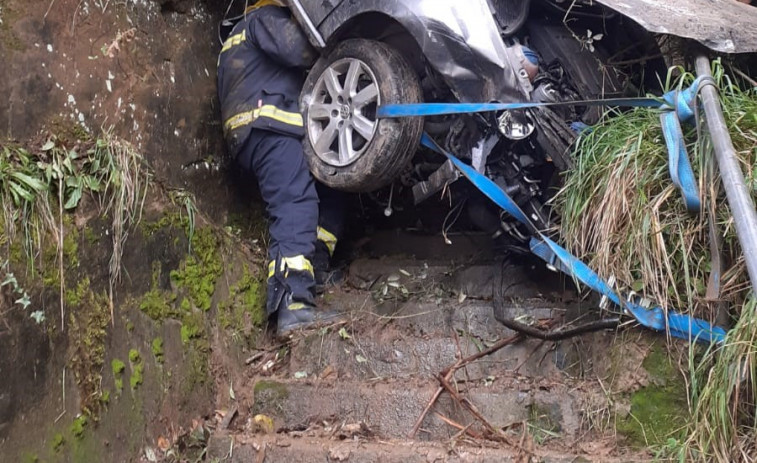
[557,60,757,461]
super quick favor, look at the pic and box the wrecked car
[290,0,672,238]
[226,0,756,242]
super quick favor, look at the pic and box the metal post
[695,55,757,292]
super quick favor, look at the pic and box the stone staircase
[207,231,644,462]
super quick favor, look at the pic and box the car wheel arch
[323,12,425,77]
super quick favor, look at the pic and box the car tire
[300,39,423,193]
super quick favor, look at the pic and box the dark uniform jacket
[217,5,317,155]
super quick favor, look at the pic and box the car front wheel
[300,38,423,193]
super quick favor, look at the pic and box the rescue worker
[217,0,343,337]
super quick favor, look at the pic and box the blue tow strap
[379,80,714,212]
[419,132,726,344]
[659,77,715,212]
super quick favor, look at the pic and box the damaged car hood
[595,0,757,54]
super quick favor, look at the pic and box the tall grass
[555,60,757,461]
[0,129,150,315]
[556,62,756,318]
[683,296,757,461]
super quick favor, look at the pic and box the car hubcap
[307,58,380,167]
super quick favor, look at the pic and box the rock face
[0,1,267,461]
[0,0,233,217]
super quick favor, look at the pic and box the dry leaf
[320,365,338,380]
[253,414,275,434]
[157,436,171,451]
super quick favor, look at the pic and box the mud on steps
[207,231,665,462]
[207,433,641,463]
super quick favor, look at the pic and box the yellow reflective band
[258,105,304,126]
[245,0,284,12]
[221,30,246,53]
[224,105,304,132]
[267,255,315,279]
[288,302,308,311]
[317,226,337,256]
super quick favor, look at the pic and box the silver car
[286,0,756,234]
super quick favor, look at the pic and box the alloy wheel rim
[307,58,380,167]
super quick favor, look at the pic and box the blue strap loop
[420,133,727,344]
[658,76,716,213]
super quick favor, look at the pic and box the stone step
[307,280,599,380]
[346,257,570,302]
[320,292,562,339]
[247,377,585,442]
[207,432,642,463]
[287,324,564,382]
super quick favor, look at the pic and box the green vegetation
[617,348,688,447]
[111,359,126,393]
[129,349,144,390]
[170,228,223,311]
[70,416,87,440]
[558,62,757,460]
[557,63,755,314]
[218,265,266,346]
[180,312,205,345]
[66,278,110,418]
[0,130,150,289]
[152,337,165,363]
[51,433,65,452]
[682,297,757,461]
[528,404,561,445]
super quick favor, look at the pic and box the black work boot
[276,303,345,339]
[313,241,344,293]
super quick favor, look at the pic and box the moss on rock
[51,433,65,453]
[252,381,290,415]
[218,264,265,345]
[66,277,109,418]
[151,337,164,364]
[139,261,178,321]
[617,347,688,447]
[128,349,144,390]
[70,415,87,440]
[111,359,125,393]
[170,228,223,312]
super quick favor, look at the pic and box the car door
[286,0,347,49]
[293,0,345,27]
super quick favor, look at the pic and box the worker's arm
[249,11,318,69]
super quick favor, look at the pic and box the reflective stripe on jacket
[217,5,316,153]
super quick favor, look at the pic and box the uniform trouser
[314,182,347,271]
[237,130,318,316]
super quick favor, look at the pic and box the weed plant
[0,129,150,291]
[555,60,757,461]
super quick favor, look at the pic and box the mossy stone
[252,381,290,415]
[617,347,688,447]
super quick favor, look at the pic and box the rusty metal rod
[695,55,757,293]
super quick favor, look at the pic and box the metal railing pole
[695,55,757,292]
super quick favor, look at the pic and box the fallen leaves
[101,28,136,58]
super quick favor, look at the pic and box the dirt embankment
[0,1,267,461]
[0,0,231,214]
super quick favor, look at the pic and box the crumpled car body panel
[290,0,755,107]
[321,0,533,103]
[595,0,757,54]
[292,0,534,103]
